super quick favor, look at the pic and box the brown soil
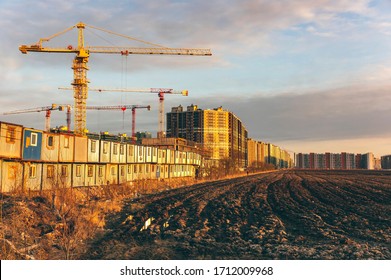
[82,170,391,260]
[1,170,390,260]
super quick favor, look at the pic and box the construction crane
[59,87,187,138]
[19,22,212,135]
[3,104,71,132]
[85,104,151,137]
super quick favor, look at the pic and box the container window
[128,146,134,156]
[47,165,54,178]
[7,165,17,179]
[120,166,125,176]
[91,140,96,153]
[64,136,70,148]
[47,136,54,148]
[120,144,125,155]
[61,165,68,177]
[76,165,82,177]
[31,133,38,147]
[87,165,93,177]
[29,165,37,178]
[6,127,16,144]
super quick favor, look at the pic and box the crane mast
[19,22,211,135]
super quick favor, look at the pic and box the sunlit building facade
[166,105,248,168]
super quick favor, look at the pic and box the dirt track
[83,170,391,260]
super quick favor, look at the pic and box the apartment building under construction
[166,104,247,168]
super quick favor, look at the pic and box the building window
[103,142,108,154]
[47,135,54,148]
[29,165,37,178]
[76,165,82,177]
[98,166,103,177]
[111,166,116,175]
[64,136,70,148]
[47,165,55,178]
[61,165,68,177]
[6,127,16,143]
[113,144,118,155]
[128,146,134,156]
[146,164,150,173]
[87,165,93,177]
[120,144,125,155]
[120,166,125,176]
[139,165,143,173]
[31,133,38,147]
[134,165,137,173]
[91,140,96,153]
[128,165,132,174]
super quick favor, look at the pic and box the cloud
[187,83,391,143]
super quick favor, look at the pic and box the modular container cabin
[85,164,96,187]
[127,144,136,163]
[23,162,42,191]
[0,122,23,159]
[119,143,127,163]
[95,164,106,186]
[135,145,145,163]
[106,164,118,185]
[100,140,111,163]
[41,132,59,162]
[72,164,86,187]
[110,142,120,163]
[87,137,100,163]
[118,164,127,184]
[74,136,88,163]
[22,128,42,161]
[58,134,74,162]
[1,160,23,192]
[126,164,134,182]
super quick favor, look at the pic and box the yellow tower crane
[19,22,212,135]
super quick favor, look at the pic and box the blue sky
[1,0,391,157]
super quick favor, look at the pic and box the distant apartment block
[247,139,293,169]
[166,104,247,168]
[381,155,391,169]
[296,152,375,170]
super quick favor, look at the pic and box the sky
[1,0,391,158]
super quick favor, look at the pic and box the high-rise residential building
[381,155,391,169]
[166,104,248,168]
[296,152,374,170]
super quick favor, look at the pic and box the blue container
[22,128,42,161]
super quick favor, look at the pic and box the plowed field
[84,170,391,259]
